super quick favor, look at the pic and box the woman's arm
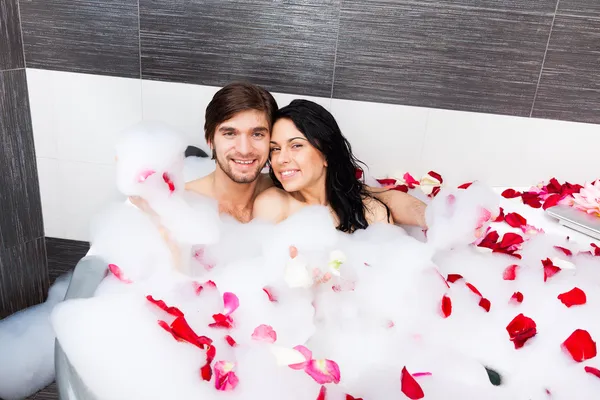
[252,187,291,223]
[367,187,428,228]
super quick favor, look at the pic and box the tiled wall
[0,0,48,317]
[12,0,600,244]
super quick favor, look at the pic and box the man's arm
[368,187,428,228]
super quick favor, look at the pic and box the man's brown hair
[204,82,278,145]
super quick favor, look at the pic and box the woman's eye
[270,147,280,152]
[292,144,302,149]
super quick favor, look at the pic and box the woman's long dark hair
[269,99,389,233]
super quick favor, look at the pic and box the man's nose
[237,135,251,154]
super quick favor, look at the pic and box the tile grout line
[15,0,27,69]
[529,0,561,117]
[0,67,26,73]
[137,0,144,119]
[329,1,343,100]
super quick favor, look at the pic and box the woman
[253,99,392,232]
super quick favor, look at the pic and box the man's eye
[253,132,265,138]
[224,132,235,137]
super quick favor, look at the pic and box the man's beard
[215,153,264,184]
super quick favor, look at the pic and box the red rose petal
[563,330,597,362]
[479,298,491,312]
[447,274,463,283]
[505,212,527,228]
[404,173,420,189]
[393,184,409,193]
[592,243,600,257]
[146,295,184,317]
[543,194,562,210]
[554,246,573,257]
[108,263,132,284]
[317,386,327,400]
[346,395,364,400]
[558,287,587,308]
[542,258,561,282]
[162,172,175,192]
[428,171,443,184]
[494,207,505,223]
[355,168,363,180]
[225,335,237,347]
[585,366,600,379]
[466,282,483,297]
[376,178,397,186]
[503,265,519,281]
[506,313,537,349]
[478,230,500,250]
[430,186,441,197]
[209,313,234,329]
[401,367,425,399]
[458,182,473,189]
[511,292,524,303]
[498,233,524,250]
[263,286,278,302]
[441,295,452,318]
[521,192,542,208]
[502,189,522,198]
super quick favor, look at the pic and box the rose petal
[170,317,213,349]
[214,361,239,391]
[162,172,175,193]
[376,178,397,186]
[346,395,364,400]
[542,258,561,282]
[478,231,500,250]
[558,287,587,308]
[562,330,597,362]
[479,298,491,312]
[441,295,452,318]
[252,324,278,343]
[305,359,341,384]
[447,274,464,283]
[592,243,600,257]
[498,233,524,250]
[458,182,473,189]
[505,212,527,228]
[317,386,327,400]
[543,193,562,210]
[585,366,600,379]
[223,292,239,315]
[428,171,443,184]
[225,335,237,347]
[501,189,522,198]
[108,263,133,284]
[466,282,483,297]
[403,172,420,188]
[554,246,573,257]
[146,295,183,317]
[355,168,363,180]
[430,186,441,197]
[137,169,156,182]
[263,286,278,302]
[271,345,308,367]
[494,207,505,223]
[511,292,524,303]
[521,192,542,208]
[506,313,537,349]
[401,366,425,399]
[503,265,519,281]
[289,345,313,370]
[394,184,409,193]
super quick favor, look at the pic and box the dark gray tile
[19,0,140,78]
[0,69,44,249]
[532,15,600,124]
[32,382,58,400]
[333,1,554,116]
[140,0,340,96]
[0,237,48,319]
[0,0,25,70]
[417,0,557,14]
[558,0,600,18]
[46,237,89,284]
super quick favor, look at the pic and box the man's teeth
[234,160,254,165]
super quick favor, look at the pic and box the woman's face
[270,118,327,193]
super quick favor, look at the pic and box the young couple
[134,81,427,234]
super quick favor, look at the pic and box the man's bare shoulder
[185,174,214,197]
[253,186,291,223]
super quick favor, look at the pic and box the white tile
[27,69,58,158]
[58,160,125,242]
[422,109,600,187]
[330,98,429,179]
[28,69,143,165]
[272,92,331,111]
[36,157,63,238]
[142,80,219,152]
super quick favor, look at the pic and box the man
[135,81,427,227]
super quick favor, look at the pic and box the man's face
[210,109,270,184]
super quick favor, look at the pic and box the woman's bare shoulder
[363,196,393,225]
[253,187,292,223]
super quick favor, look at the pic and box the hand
[129,196,158,218]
